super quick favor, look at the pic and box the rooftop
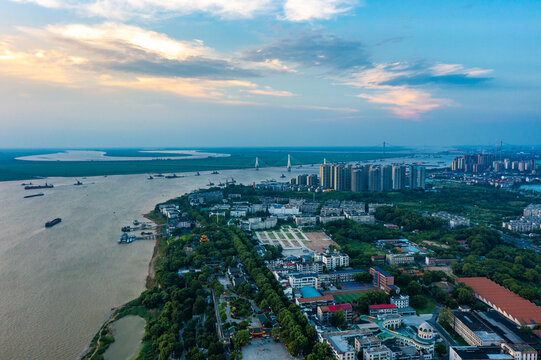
[296,295,334,303]
[457,277,541,325]
[300,286,322,298]
[371,266,392,277]
[320,303,352,313]
[369,304,397,310]
[451,346,512,360]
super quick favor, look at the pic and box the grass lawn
[348,241,385,255]
[414,297,436,314]
[333,293,363,303]
[286,232,295,240]
[268,232,276,239]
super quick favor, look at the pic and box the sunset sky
[1,0,540,147]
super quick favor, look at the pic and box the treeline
[227,227,333,358]
[375,206,445,231]
[452,245,541,304]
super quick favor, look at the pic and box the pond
[104,316,146,360]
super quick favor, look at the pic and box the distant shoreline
[0,149,455,182]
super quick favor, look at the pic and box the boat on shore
[45,218,61,228]
[24,193,44,199]
[25,183,53,190]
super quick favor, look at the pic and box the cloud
[243,86,295,96]
[357,86,450,120]
[9,0,360,21]
[341,62,492,119]
[99,76,257,98]
[282,0,358,22]
[242,33,369,70]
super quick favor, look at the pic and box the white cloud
[244,86,295,96]
[357,86,450,120]
[9,0,359,21]
[45,23,214,60]
[429,63,493,78]
[282,0,358,21]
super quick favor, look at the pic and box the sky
[0,0,540,148]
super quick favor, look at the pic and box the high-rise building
[381,165,393,191]
[333,165,348,191]
[410,164,426,189]
[351,168,362,192]
[344,165,352,191]
[308,174,318,186]
[296,174,308,186]
[392,164,406,190]
[319,164,332,189]
[369,166,382,192]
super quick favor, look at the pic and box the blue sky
[0,0,540,148]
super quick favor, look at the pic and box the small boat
[195,172,200,176]
[133,220,140,226]
[121,226,131,232]
[211,170,219,175]
[147,175,154,180]
[24,193,44,199]
[118,233,128,243]
[25,183,53,190]
[208,180,215,186]
[280,173,286,178]
[154,174,164,177]
[45,218,61,228]
[165,174,178,179]
[74,179,83,186]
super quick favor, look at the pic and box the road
[427,306,457,347]
[498,230,540,253]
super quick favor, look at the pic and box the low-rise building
[381,314,402,329]
[295,295,334,312]
[450,346,513,360]
[344,210,375,224]
[325,335,356,360]
[369,304,398,317]
[432,211,471,228]
[386,253,414,265]
[370,266,399,294]
[289,272,320,289]
[425,257,458,266]
[294,215,318,227]
[364,345,392,360]
[320,269,367,285]
[355,336,382,353]
[319,215,346,224]
[321,252,350,270]
[450,311,503,346]
[317,303,353,324]
[391,295,410,309]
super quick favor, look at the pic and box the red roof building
[457,277,541,327]
[318,303,353,324]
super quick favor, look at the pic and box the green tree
[234,330,250,349]
[406,280,422,296]
[330,310,346,328]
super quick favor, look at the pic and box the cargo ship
[25,183,53,190]
[24,193,44,199]
[45,218,61,228]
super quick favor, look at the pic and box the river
[0,166,311,360]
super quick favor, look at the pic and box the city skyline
[1,1,540,147]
